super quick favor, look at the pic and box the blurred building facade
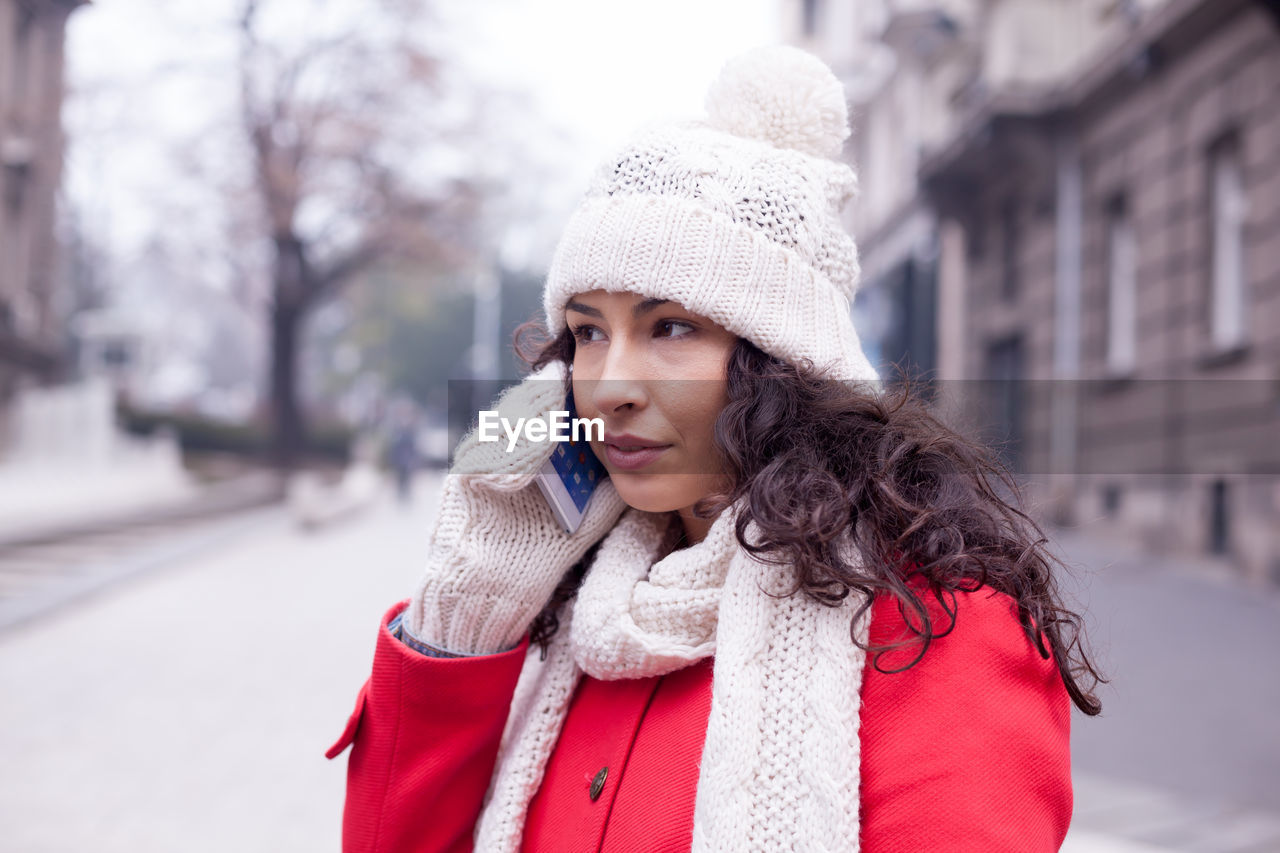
[789,0,1280,585]
[0,0,86,447]
[71,240,264,423]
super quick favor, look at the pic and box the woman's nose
[588,339,649,413]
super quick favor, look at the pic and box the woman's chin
[606,475,684,515]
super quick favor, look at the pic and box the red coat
[327,581,1072,852]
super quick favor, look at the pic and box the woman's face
[566,289,737,541]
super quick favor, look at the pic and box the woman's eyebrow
[633,298,672,317]
[565,298,673,319]
[565,301,602,318]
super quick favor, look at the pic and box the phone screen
[546,386,606,513]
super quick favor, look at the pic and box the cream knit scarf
[473,500,874,851]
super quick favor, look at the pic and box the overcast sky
[63,0,783,274]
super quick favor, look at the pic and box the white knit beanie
[542,44,880,387]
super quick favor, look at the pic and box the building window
[985,335,1024,472]
[11,7,34,104]
[1000,197,1019,302]
[967,219,986,262]
[802,0,820,37]
[1105,194,1137,375]
[1208,135,1248,351]
[1208,478,1230,556]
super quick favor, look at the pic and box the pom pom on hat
[704,44,850,160]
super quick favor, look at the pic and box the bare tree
[235,0,482,468]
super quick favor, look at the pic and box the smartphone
[534,385,607,534]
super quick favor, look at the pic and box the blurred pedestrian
[328,46,1105,851]
[386,403,418,505]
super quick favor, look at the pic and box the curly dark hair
[513,318,1107,716]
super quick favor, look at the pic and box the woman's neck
[676,505,718,546]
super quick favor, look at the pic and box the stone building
[0,0,86,444]
[791,0,1280,585]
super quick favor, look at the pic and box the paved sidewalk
[0,476,440,853]
[1068,771,1280,852]
[1048,522,1280,852]
[0,459,196,544]
[1047,522,1280,814]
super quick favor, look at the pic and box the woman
[326,45,1104,852]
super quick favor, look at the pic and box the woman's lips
[603,443,671,470]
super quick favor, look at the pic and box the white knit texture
[705,44,850,159]
[473,502,873,851]
[543,46,880,388]
[571,507,733,679]
[407,361,629,656]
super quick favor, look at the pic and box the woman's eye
[656,320,695,338]
[572,320,692,343]
[570,324,604,344]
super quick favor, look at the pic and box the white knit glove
[405,360,628,656]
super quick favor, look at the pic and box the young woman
[326,45,1104,852]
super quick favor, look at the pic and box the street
[1,472,1278,851]
[0,477,440,852]
[1053,523,1280,851]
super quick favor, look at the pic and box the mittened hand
[453,360,571,494]
[406,360,630,656]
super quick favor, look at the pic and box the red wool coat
[327,581,1073,852]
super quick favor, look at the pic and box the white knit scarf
[473,501,874,851]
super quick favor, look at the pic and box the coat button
[589,766,608,802]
